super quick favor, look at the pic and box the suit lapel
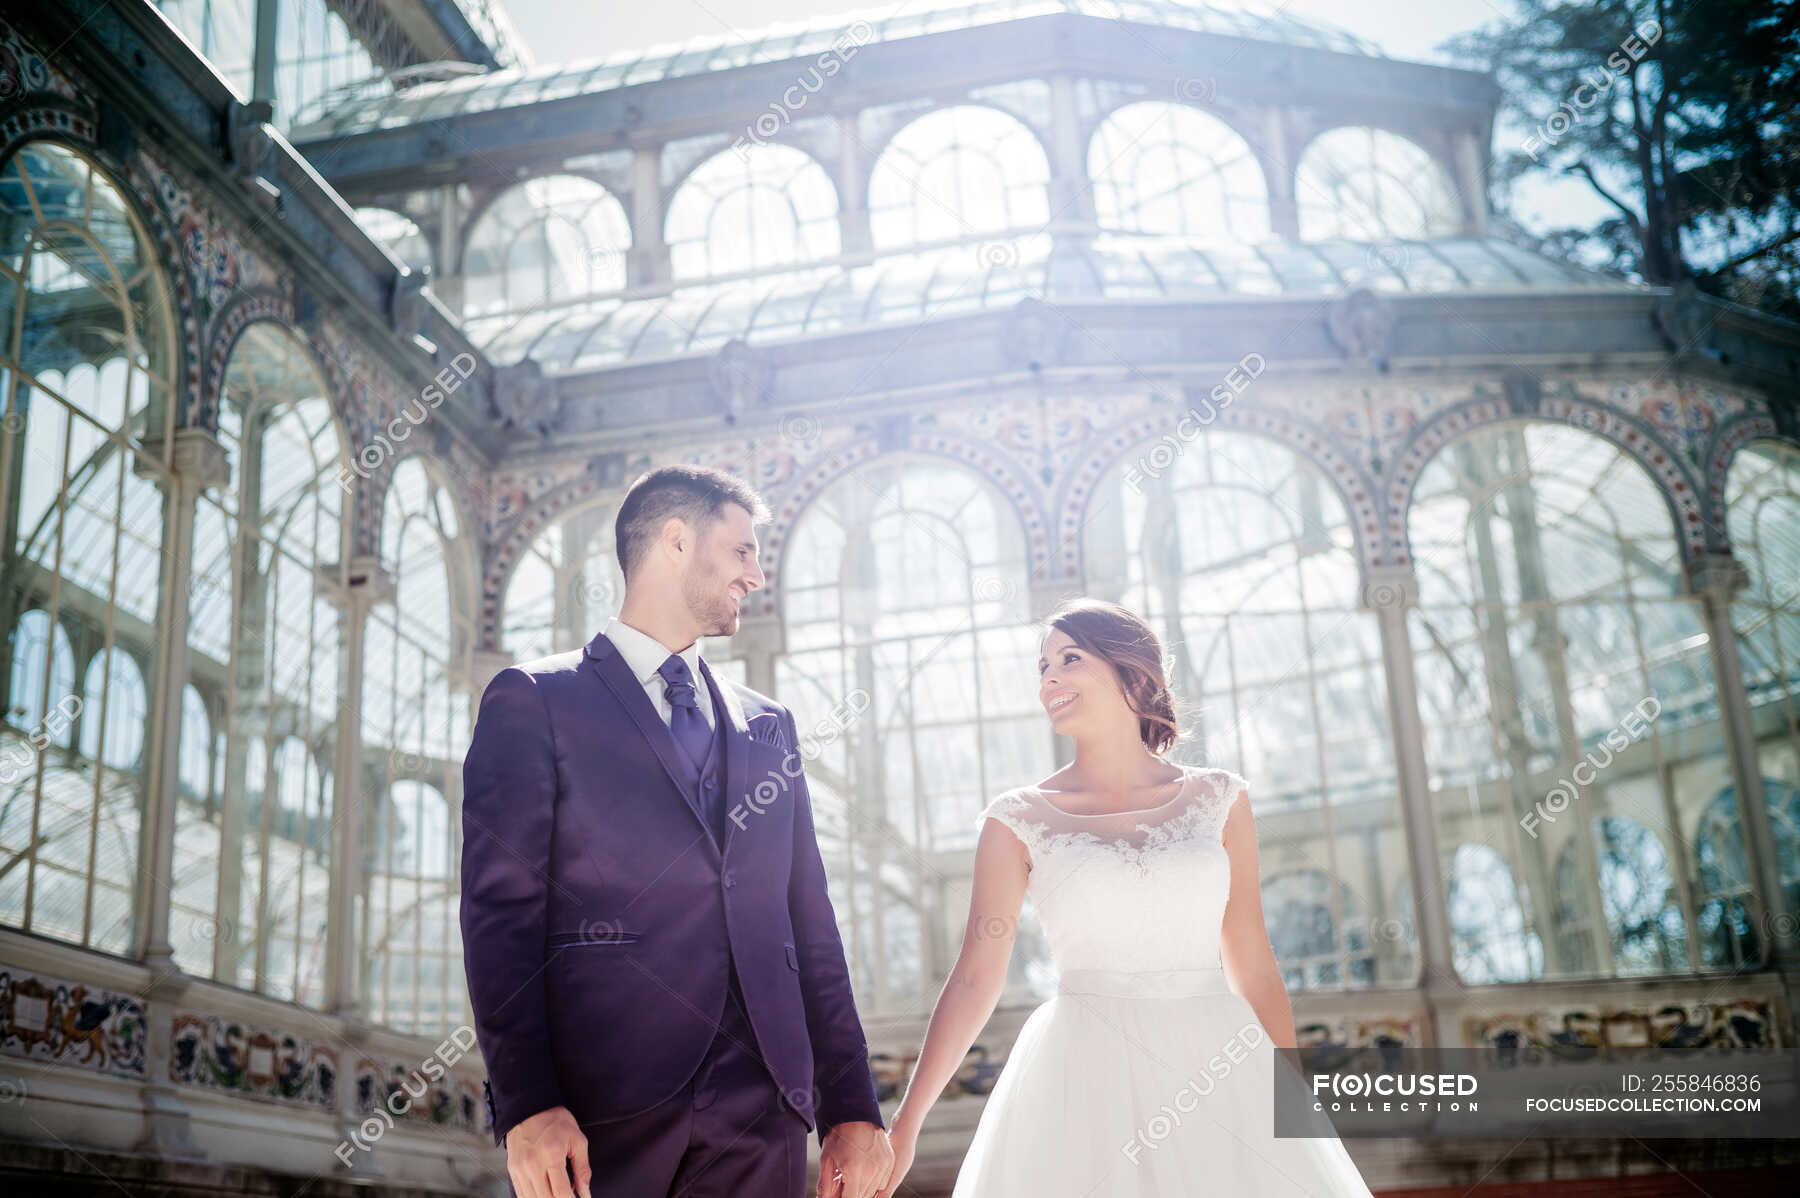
[698,657,750,857]
[584,632,716,852]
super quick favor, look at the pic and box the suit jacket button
[722,872,734,889]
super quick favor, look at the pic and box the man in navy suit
[461,465,891,1198]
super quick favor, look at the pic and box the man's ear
[658,513,693,560]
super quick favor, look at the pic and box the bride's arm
[889,817,1030,1140]
[1218,791,1297,1049]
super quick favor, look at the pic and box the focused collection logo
[1312,1071,1480,1113]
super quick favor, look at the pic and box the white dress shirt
[602,615,716,732]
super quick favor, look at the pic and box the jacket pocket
[785,942,800,971]
[547,930,641,948]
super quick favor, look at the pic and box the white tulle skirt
[951,969,1372,1198]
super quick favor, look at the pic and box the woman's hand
[874,1121,918,1198]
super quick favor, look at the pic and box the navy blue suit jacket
[459,630,883,1148]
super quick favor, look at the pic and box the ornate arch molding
[205,290,352,428]
[1056,399,1385,578]
[206,295,373,551]
[755,432,1053,618]
[1385,390,1710,568]
[1705,414,1790,550]
[0,98,205,434]
[479,467,614,651]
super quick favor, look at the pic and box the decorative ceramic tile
[1465,996,1780,1067]
[169,1011,338,1108]
[1296,1015,1423,1074]
[0,969,146,1078]
[0,15,82,101]
[352,1054,485,1135]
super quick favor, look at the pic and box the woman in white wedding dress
[876,599,1373,1198]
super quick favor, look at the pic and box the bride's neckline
[1032,764,1194,819]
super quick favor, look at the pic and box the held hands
[874,1121,917,1198]
[818,1121,894,1198]
[505,1106,591,1198]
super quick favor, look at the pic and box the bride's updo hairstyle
[1041,599,1183,755]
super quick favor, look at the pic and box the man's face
[683,502,765,637]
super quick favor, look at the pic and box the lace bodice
[976,765,1249,977]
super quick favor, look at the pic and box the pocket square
[746,713,786,748]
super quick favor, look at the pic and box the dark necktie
[657,653,713,775]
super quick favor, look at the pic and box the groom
[461,465,891,1198]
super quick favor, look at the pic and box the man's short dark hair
[615,464,772,581]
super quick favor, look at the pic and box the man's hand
[505,1106,591,1198]
[817,1121,893,1198]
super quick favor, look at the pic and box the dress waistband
[1055,967,1234,999]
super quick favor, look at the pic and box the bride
[875,599,1373,1197]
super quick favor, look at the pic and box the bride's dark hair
[1041,599,1183,755]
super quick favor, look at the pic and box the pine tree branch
[1714,226,1800,274]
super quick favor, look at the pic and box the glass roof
[293,0,1383,139]
[462,234,1640,373]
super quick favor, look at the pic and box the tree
[1445,0,1800,321]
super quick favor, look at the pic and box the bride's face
[1038,628,1126,733]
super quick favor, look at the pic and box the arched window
[173,322,345,1001]
[78,648,147,770]
[362,458,467,1033]
[0,141,175,954]
[1296,127,1460,240]
[1695,782,1800,968]
[1448,842,1543,983]
[1263,871,1374,989]
[868,106,1051,249]
[1083,428,1415,991]
[778,457,1049,1011]
[1554,815,1689,975]
[502,507,624,662]
[463,175,631,316]
[666,144,839,279]
[8,610,77,747]
[1089,103,1269,240]
[1410,421,1727,982]
[1726,441,1800,945]
[355,207,433,275]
